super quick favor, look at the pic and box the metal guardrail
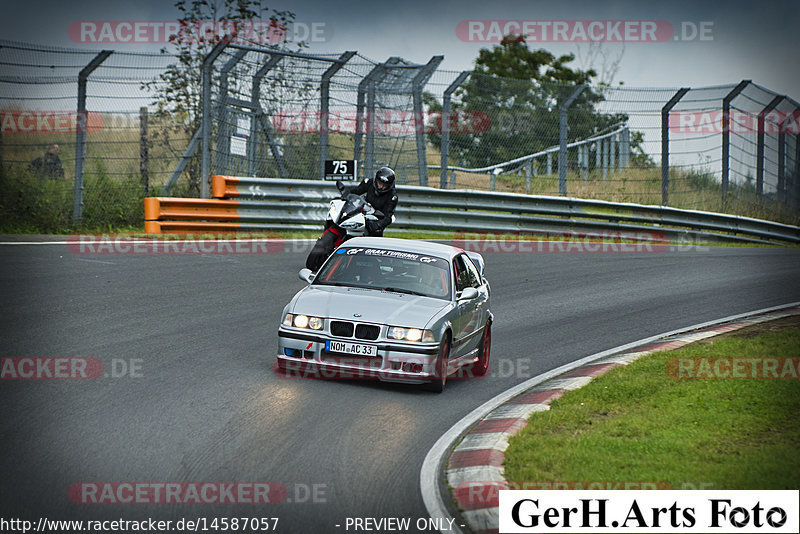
[143,176,800,244]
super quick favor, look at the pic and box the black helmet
[373,166,395,195]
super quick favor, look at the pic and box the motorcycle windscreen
[337,194,367,223]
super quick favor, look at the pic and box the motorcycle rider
[336,166,398,237]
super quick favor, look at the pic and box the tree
[142,0,305,194]
[427,37,630,170]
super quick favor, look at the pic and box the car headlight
[388,326,435,342]
[284,314,323,330]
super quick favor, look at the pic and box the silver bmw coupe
[276,237,492,392]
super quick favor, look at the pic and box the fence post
[214,49,247,179]
[757,95,784,197]
[140,106,149,195]
[558,85,586,196]
[661,87,690,206]
[581,145,588,181]
[546,152,552,176]
[317,51,355,179]
[525,160,532,191]
[778,131,786,206]
[441,71,470,189]
[610,132,616,172]
[201,42,228,198]
[594,140,600,177]
[73,49,112,223]
[795,133,800,212]
[721,80,751,210]
[412,56,443,187]
[355,57,400,176]
[248,54,283,176]
[620,127,630,169]
[602,138,608,180]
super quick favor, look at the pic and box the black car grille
[330,321,354,337]
[355,324,380,340]
[330,320,380,341]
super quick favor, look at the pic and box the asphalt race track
[1,241,799,533]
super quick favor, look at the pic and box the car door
[451,254,484,360]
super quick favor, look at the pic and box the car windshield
[314,247,451,300]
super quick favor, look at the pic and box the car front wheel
[472,321,491,377]
[427,334,451,393]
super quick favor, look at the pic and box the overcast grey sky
[4,0,798,96]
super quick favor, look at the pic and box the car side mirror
[298,268,315,284]
[458,287,479,301]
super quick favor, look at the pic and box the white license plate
[325,340,377,357]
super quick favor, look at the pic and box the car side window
[462,256,482,288]
[454,255,480,291]
[453,257,470,292]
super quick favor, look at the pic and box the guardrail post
[319,51,355,179]
[546,152,552,176]
[441,71,470,189]
[201,42,228,198]
[558,85,586,195]
[602,138,608,180]
[73,49,112,222]
[450,170,456,189]
[757,96,784,197]
[721,80,751,210]
[661,87,690,206]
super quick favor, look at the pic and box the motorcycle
[305,182,387,271]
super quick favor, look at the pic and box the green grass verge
[503,322,800,490]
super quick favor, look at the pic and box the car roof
[338,237,463,259]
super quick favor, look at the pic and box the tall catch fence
[1,38,798,230]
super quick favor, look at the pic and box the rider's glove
[365,219,380,235]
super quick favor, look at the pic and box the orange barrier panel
[144,197,241,221]
[144,221,243,235]
[212,175,241,199]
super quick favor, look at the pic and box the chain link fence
[1,38,798,231]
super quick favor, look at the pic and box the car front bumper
[276,327,440,383]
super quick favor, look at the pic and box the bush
[0,162,146,233]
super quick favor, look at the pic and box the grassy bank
[503,318,800,489]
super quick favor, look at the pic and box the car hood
[290,285,450,327]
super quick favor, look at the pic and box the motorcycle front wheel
[305,230,340,271]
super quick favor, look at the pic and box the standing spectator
[30,144,65,179]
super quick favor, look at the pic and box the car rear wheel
[427,334,451,393]
[472,321,491,377]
